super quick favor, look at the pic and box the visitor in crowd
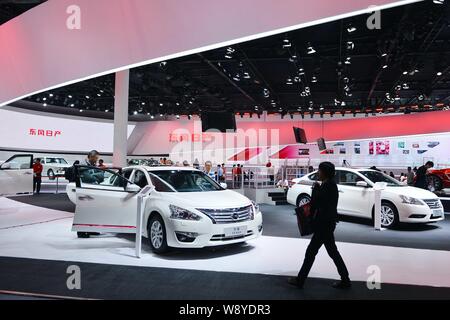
[369,166,381,172]
[81,150,104,184]
[193,158,200,169]
[236,164,243,185]
[414,161,434,190]
[399,173,407,184]
[406,167,415,186]
[182,160,190,167]
[98,159,106,169]
[389,172,395,179]
[33,158,43,195]
[204,161,216,180]
[276,178,289,193]
[266,161,275,184]
[221,163,226,179]
[217,164,224,182]
[308,166,314,173]
[85,150,100,166]
[288,161,350,290]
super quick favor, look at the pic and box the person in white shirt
[204,161,216,180]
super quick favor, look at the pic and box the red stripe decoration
[73,224,136,229]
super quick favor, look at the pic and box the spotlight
[43,103,47,107]
[286,78,293,85]
[311,76,318,83]
[70,103,74,107]
[346,41,354,50]
[347,24,357,33]
[49,93,53,97]
[402,71,408,75]
[176,115,180,119]
[133,111,138,115]
[433,0,445,4]
[382,64,388,69]
[437,71,443,76]
[345,57,351,65]
[307,43,316,54]
[68,95,72,98]
[282,38,291,48]
[85,95,90,99]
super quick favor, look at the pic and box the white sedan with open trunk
[67,165,263,254]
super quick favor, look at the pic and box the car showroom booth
[0,0,450,301]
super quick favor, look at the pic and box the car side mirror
[356,181,369,187]
[0,162,11,170]
[220,182,228,189]
[126,184,141,193]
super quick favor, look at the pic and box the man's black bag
[295,202,315,236]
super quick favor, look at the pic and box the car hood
[384,186,438,199]
[162,190,252,209]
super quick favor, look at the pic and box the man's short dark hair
[88,150,99,158]
[319,161,335,179]
[425,161,434,167]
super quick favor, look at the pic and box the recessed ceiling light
[437,71,443,76]
[85,95,90,99]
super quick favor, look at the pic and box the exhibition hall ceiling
[11,1,450,118]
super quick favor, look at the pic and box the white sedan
[67,165,263,253]
[287,168,445,228]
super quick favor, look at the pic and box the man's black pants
[297,225,349,283]
[33,177,42,194]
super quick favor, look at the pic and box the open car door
[72,166,141,234]
[0,154,34,196]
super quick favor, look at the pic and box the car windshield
[149,170,223,192]
[359,171,403,186]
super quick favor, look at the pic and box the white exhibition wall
[0,107,135,156]
[0,107,449,169]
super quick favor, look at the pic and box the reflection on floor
[1,196,450,298]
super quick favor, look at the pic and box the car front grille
[423,199,442,209]
[197,205,253,224]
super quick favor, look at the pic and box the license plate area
[432,209,444,218]
[224,226,247,237]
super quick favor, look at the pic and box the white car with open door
[0,154,34,197]
[287,168,444,228]
[67,165,263,254]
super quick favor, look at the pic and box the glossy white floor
[1,197,450,288]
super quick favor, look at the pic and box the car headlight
[169,205,202,221]
[251,201,260,219]
[399,195,424,205]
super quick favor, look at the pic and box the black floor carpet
[9,193,75,213]
[1,257,449,300]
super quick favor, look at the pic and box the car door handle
[338,190,344,193]
[78,195,94,201]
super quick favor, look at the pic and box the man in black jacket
[289,161,351,289]
[414,161,434,190]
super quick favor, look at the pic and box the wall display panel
[0,108,135,154]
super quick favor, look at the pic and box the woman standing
[288,161,351,289]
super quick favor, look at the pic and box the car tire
[379,201,399,229]
[427,175,443,192]
[77,232,90,238]
[148,214,169,254]
[296,194,311,207]
[47,169,55,180]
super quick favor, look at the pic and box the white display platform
[1,197,450,288]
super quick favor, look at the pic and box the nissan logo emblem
[232,213,239,220]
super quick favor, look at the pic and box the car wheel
[77,232,90,238]
[47,169,55,180]
[427,175,443,192]
[380,202,399,229]
[296,194,311,207]
[148,215,169,254]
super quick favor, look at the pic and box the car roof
[309,167,378,173]
[126,165,201,172]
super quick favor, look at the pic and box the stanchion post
[135,185,154,258]
[373,182,387,231]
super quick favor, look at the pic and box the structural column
[113,70,130,167]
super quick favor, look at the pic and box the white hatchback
[67,165,263,253]
[287,168,445,228]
